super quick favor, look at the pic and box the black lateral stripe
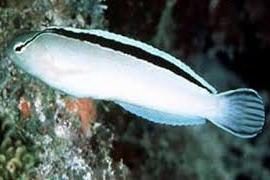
[44,28,212,92]
[15,32,42,52]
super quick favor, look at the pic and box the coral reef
[0,116,37,179]
[0,0,128,179]
[65,98,97,137]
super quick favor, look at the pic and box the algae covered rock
[0,0,129,179]
[0,116,38,179]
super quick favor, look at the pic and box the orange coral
[65,98,96,137]
[18,97,31,118]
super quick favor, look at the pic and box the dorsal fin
[44,26,217,94]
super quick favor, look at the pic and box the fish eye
[14,42,25,53]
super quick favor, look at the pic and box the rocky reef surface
[0,0,269,179]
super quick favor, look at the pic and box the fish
[5,26,265,138]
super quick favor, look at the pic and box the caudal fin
[209,88,265,138]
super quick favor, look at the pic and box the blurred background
[0,0,269,179]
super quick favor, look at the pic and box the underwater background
[0,0,270,179]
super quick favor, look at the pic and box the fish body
[6,27,265,138]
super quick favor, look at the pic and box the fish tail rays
[208,88,265,138]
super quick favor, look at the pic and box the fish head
[5,31,73,91]
[5,31,42,74]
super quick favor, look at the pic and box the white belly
[36,34,217,118]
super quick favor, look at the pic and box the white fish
[6,26,265,138]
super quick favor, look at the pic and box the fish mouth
[6,31,40,49]
[4,31,41,63]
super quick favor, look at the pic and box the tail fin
[209,88,265,138]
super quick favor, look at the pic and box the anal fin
[115,101,206,126]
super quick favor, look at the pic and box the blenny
[5,27,265,138]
